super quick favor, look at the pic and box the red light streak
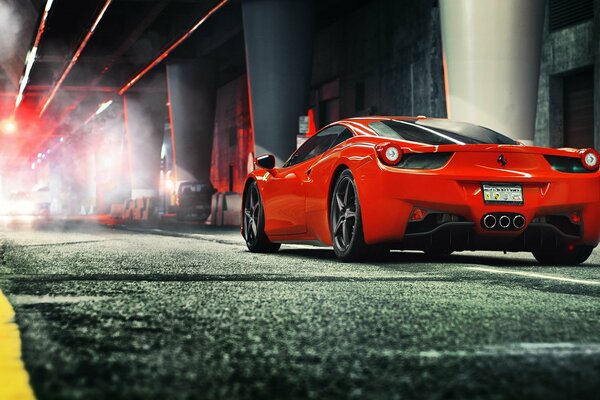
[165,65,178,185]
[118,0,229,95]
[39,0,113,117]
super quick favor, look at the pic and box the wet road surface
[1,217,599,399]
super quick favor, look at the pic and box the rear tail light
[376,143,403,166]
[544,155,589,173]
[580,148,600,171]
[410,207,428,221]
[569,211,581,225]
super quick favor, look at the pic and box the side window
[330,129,353,148]
[284,125,347,167]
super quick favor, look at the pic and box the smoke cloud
[0,1,21,63]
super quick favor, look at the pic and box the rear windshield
[179,184,213,194]
[368,119,518,145]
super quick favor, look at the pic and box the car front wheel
[243,181,280,253]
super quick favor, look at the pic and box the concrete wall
[535,1,598,148]
[311,0,446,121]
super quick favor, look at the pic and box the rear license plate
[482,183,523,205]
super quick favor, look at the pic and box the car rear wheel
[331,170,367,261]
[532,244,594,265]
[243,181,280,253]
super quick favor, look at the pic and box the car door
[262,126,346,236]
[304,127,354,215]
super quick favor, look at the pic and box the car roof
[325,116,431,136]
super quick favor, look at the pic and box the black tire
[532,244,594,265]
[243,181,280,253]
[330,169,368,261]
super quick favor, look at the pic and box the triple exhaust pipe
[482,213,526,231]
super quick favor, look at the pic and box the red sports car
[242,117,600,265]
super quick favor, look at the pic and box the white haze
[0,1,21,63]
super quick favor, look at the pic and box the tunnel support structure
[439,0,546,144]
[242,0,315,164]
[166,61,217,185]
[124,90,167,199]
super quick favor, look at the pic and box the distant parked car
[176,181,216,221]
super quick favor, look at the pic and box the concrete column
[440,0,546,144]
[166,61,217,184]
[242,0,314,164]
[124,91,167,198]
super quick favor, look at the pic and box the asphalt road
[1,217,599,399]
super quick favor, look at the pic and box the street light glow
[1,119,17,134]
[95,100,113,116]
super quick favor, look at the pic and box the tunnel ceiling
[0,0,371,167]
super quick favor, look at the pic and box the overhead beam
[35,55,150,64]
[97,2,167,80]
[118,0,229,95]
[48,2,167,132]
[38,0,113,117]
[32,84,166,93]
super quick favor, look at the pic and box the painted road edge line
[466,266,600,286]
[0,289,35,400]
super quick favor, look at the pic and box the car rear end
[357,143,600,254]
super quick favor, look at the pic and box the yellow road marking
[467,266,600,286]
[0,290,35,400]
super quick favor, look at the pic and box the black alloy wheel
[243,181,280,253]
[532,244,594,265]
[331,169,367,261]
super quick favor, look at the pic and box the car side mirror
[255,154,275,170]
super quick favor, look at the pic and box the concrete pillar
[242,0,315,164]
[124,91,167,198]
[440,0,546,144]
[166,61,217,184]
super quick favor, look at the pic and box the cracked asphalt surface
[1,217,599,399]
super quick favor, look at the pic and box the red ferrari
[242,117,600,265]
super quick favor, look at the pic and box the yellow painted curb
[0,290,35,400]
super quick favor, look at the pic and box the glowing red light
[307,109,317,137]
[410,207,428,221]
[569,211,581,224]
